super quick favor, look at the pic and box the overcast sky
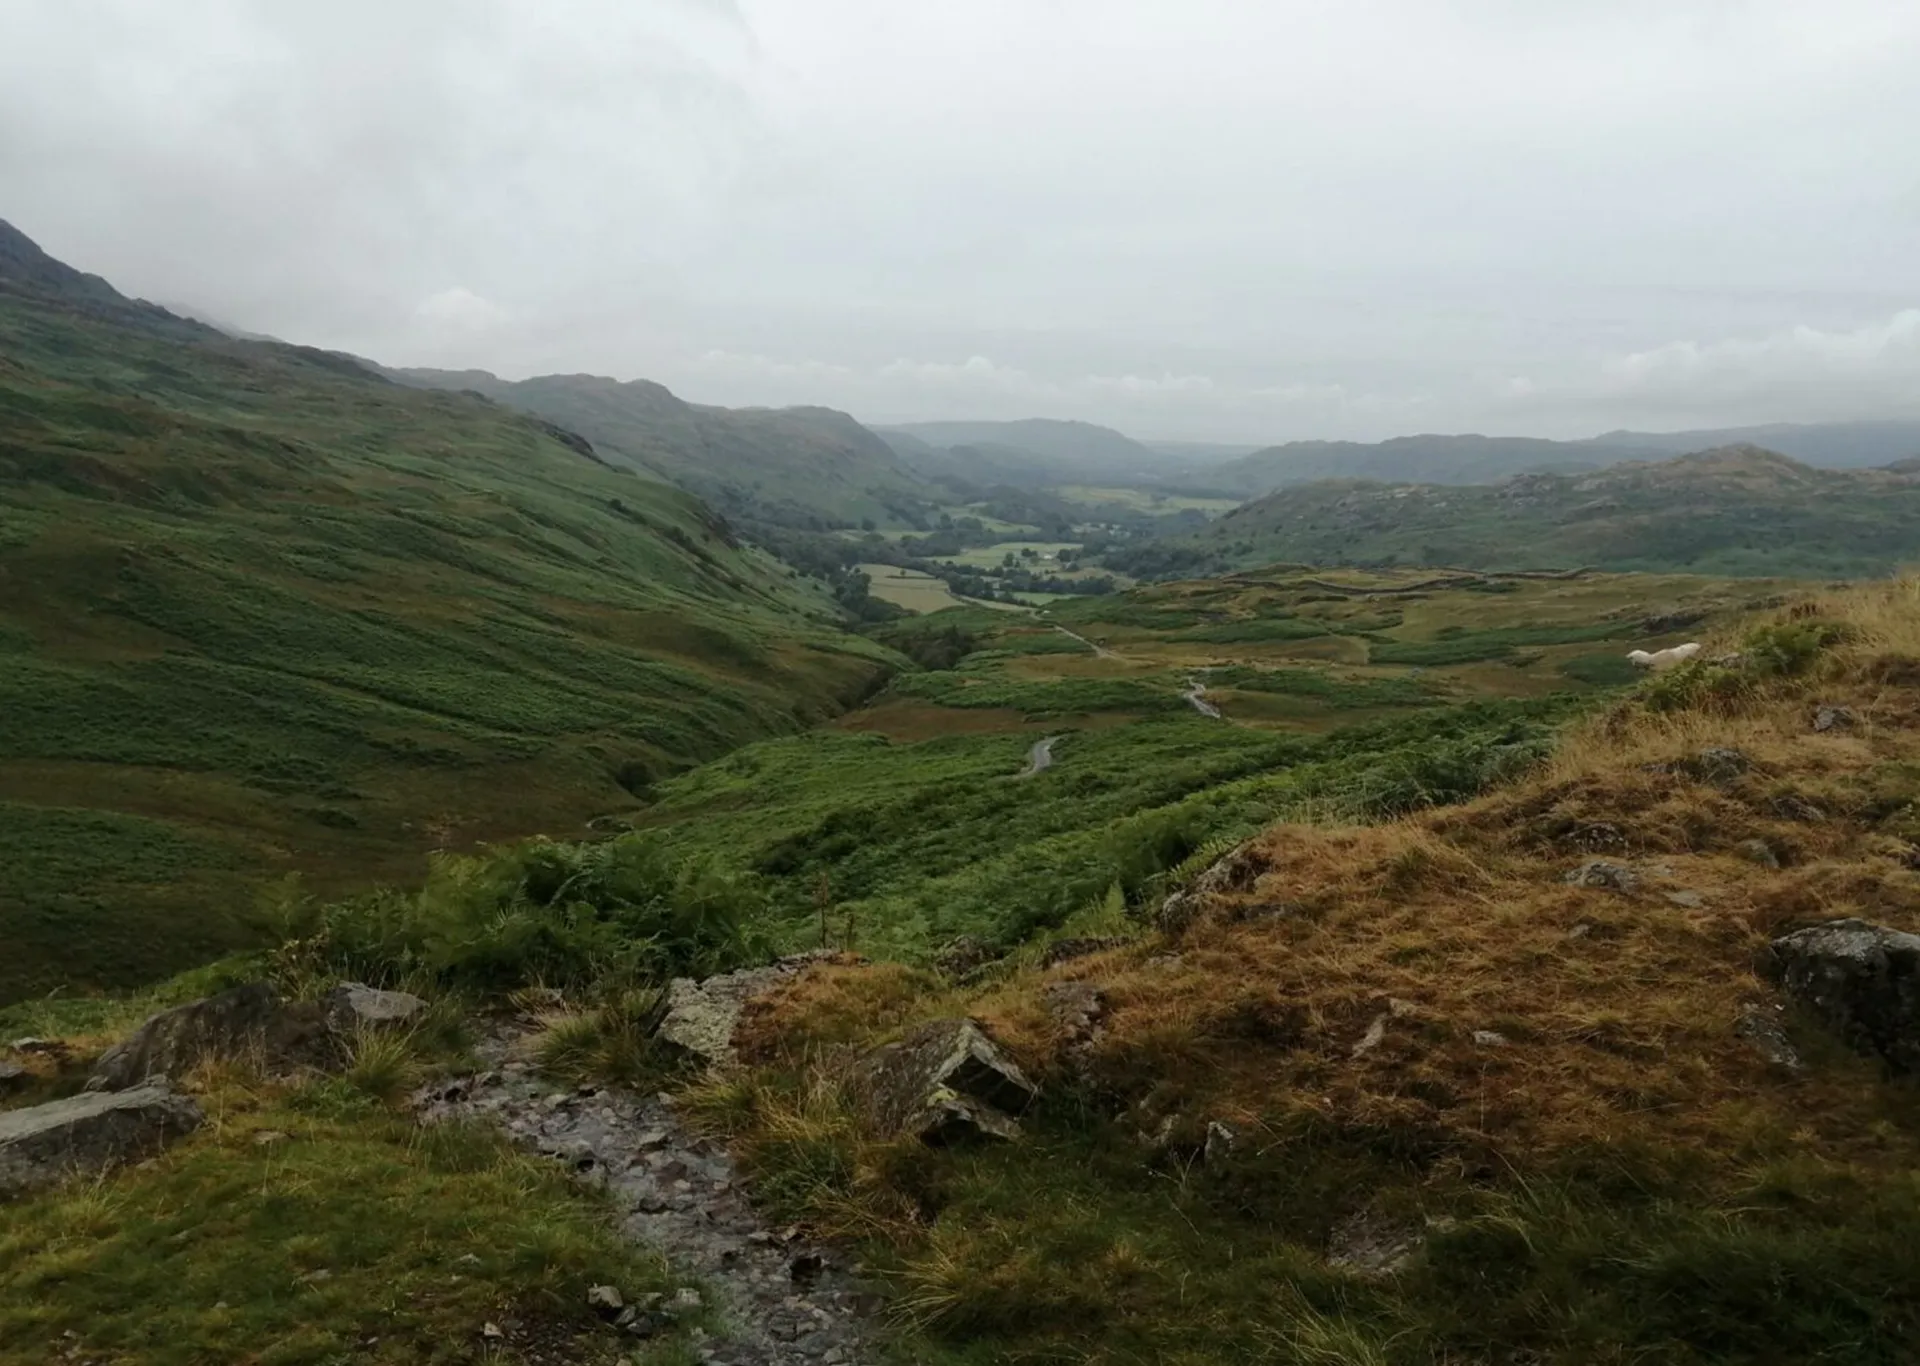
[4,1,1918,442]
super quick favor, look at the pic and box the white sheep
[1627,642,1703,670]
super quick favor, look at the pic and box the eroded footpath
[418,1024,880,1366]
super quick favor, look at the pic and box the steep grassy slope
[700,576,1920,1366]
[399,368,943,530]
[0,253,898,1002]
[1118,446,1920,580]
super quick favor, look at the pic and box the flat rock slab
[1,1083,203,1198]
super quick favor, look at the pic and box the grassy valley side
[0,285,898,1001]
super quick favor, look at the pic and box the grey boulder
[323,982,428,1033]
[87,983,280,1092]
[1762,918,1920,1074]
[655,954,834,1069]
[852,1018,1038,1144]
[0,1082,203,1198]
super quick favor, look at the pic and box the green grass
[1369,622,1629,666]
[622,697,1571,960]
[1210,665,1441,709]
[0,290,898,1001]
[0,1074,699,1366]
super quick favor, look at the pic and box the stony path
[1051,625,1120,660]
[1018,735,1060,777]
[1183,672,1222,719]
[417,1027,879,1366]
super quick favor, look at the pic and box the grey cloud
[2,0,1917,442]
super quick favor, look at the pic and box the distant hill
[0,225,898,1001]
[398,368,942,530]
[1208,434,1643,495]
[878,418,1170,485]
[1212,422,1920,497]
[1591,420,1920,468]
[1108,446,1920,580]
[1143,439,1265,465]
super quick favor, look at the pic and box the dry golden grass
[755,577,1920,1183]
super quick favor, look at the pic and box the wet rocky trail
[419,1022,881,1366]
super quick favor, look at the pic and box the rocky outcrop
[655,954,836,1070]
[86,983,281,1092]
[851,1019,1038,1145]
[0,1082,203,1197]
[933,935,999,979]
[1564,860,1641,893]
[1157,844,1270,936]
[324,982,427,1033]
[1762,918,1920,1074]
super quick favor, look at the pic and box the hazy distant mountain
[1209,434,1639,495]
[1112,446,1920,581]
[399,369,941,529]
[878,418,1168,482]
[1210,422,1920,497]
[1589,420,1920,468]
[1143,440,1265,465]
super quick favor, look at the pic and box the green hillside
[1111,446,1920,580]
[0,229,899,1002]
[1207,433,1642,495]
[400,368,943,530]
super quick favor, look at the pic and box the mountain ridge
[1108,444,1920,580]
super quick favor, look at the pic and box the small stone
[1203,1120,1236,1163]
[1564,860,1641,893]
[746,1229,775,1245]
[1687,747,1753,785]
[1769,793,1827,823]
[586,1284,624,1314]
[1566,922,1595,940]
[1735,1004,1802,1070]
[0,1061,29,1092]
[789,1252,825,1283]
[1664,890,1705,908]
[1350,1014,1389,1058]
[1813,705,1857,733]
[1735,839,1782,870]
[252,1130,290,1146]
[481,1322,504,1341]
[672,1286,704,1312]
[823,1350,850,1366]
[456,1253,481,1266]
[1472,1030,1510,1048]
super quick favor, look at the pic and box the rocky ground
[417,1023,882,1366]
